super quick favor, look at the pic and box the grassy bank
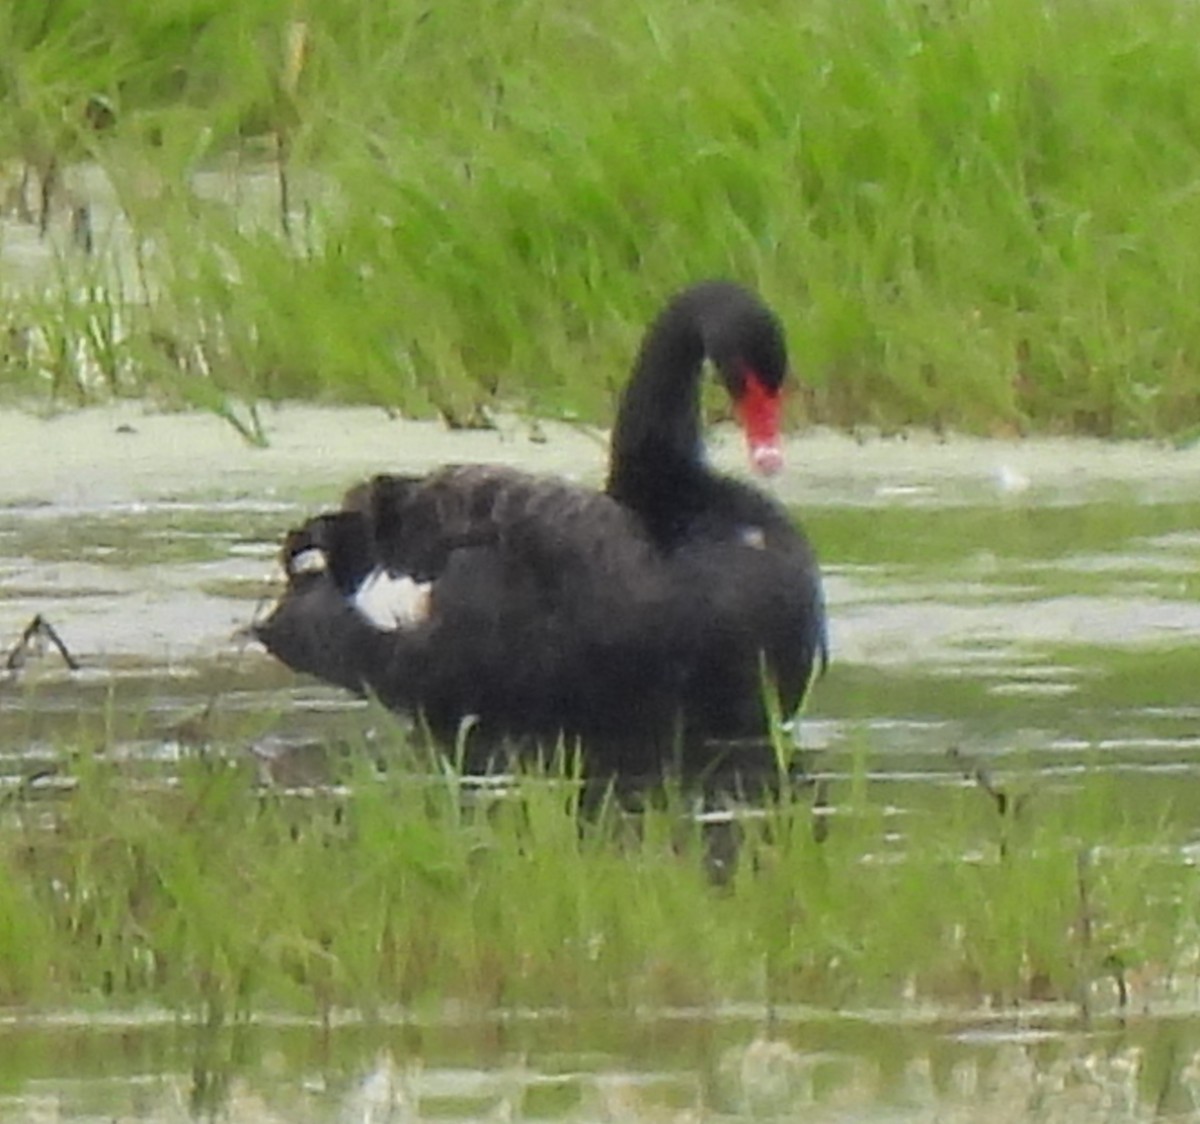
[0,741,1190,1021]
[4,0,1200,437]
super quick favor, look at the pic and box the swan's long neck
[606,301,709,506]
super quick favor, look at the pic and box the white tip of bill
[353,569,433,631]
[750,441,784,476]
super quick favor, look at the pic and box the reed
[0,734,1189,1021]
[4,0,1200,436]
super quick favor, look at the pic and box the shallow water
[3,1003,1198,1123]
[6,405,1200,1119]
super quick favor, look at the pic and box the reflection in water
[4,419,1200,1118]
[0,1011,1197,1122]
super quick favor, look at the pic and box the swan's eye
[288,547,328,576]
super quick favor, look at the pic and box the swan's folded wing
[358,465,662,587]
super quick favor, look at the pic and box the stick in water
[4,614,81,672]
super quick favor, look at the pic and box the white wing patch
[288,547,328,575]
[353,569,433,632]
[738,526,767,550]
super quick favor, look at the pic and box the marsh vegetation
[5,0,1200,437]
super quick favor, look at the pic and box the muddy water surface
[5,405,1200,1120]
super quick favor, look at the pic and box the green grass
[0,736,1192,1023]
[5,0,1200,437]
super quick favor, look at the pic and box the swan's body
[255,282,826,779]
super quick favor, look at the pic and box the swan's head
[709,304,788,477]
[639,279,790,477]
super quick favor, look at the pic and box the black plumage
[254,281,827,779]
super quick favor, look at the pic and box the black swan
[254,281,827,779]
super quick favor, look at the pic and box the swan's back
[348,465,659,589]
